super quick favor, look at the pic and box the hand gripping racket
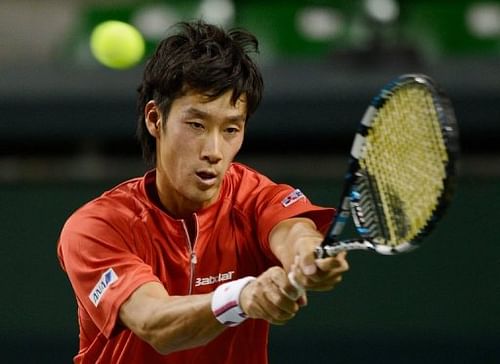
[289,73,459,294]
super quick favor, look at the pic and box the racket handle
[317,240,375,257]
[287,271,306,301]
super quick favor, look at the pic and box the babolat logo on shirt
[195,271,235,287]
[89,268,118,307]
[281,189,305,207]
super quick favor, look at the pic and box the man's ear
[144,100,162,138]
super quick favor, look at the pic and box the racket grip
[287,271,306,301]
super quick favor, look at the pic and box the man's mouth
[196,170,217,179]
[195,170,218,186]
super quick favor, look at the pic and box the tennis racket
[290,73,459,293]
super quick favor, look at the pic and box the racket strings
[358,84,448,246]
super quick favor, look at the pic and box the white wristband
[211,276,256,327]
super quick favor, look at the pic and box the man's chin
[191,187,220,207]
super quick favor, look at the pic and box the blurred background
[1,0,499,363]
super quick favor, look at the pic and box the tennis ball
[90,20,145,70]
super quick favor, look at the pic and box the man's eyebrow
[183,107,246,122]
[183,107,209,118]
[225,114,246,123]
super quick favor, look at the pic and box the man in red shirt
[58,20,349,363]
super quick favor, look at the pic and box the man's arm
[118,217,344,355]
[268,217,349,297]
[119,268,303,354]
[119,282,222,355]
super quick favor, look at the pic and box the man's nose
[201,133,223,164]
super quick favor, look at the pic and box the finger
[337,251,348,260]
[303,263,348,290]
[269,269,303,311]
[315,254,349,273]
[297,295,308,307]
[289,260,308,288]
[293,269,338,288]
[253,298,293,325]
[262,285,300,324]
[296,243,318,276]
[241,276,297,323]
[285,271,306,302]
[263,288,298,319]
[292,259,332,285]
[291,254,348,290]
[306,275,343,291]
[258,295,296,324]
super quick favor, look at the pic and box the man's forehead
[179,89,247,110]
[174,89,248,121]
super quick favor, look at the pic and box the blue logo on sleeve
[89,268,118,307]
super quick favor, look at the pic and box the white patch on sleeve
[89,268,118,307]
[281,189,305,207]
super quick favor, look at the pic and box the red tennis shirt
[58,163,334,363]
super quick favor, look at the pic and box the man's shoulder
[68,175,148,225]
[226,162,273,187]
[223,162,278,211]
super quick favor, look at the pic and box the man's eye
[225,127,240,134]
[189,122,204,130]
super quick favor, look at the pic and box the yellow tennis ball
[90,20,145,70]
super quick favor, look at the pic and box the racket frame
[316,74,459,258]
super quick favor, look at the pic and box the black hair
[136,20,264,164]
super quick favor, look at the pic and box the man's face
[152,89,247,217]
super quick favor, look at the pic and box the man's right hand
[239,266,304,325]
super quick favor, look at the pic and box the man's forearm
[269,217,323,271]
[120,283,225,355]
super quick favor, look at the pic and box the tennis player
[57,20,349,364]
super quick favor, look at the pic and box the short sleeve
[57,206,161,338]
[254,185,335,256]
[229,164,334,259]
